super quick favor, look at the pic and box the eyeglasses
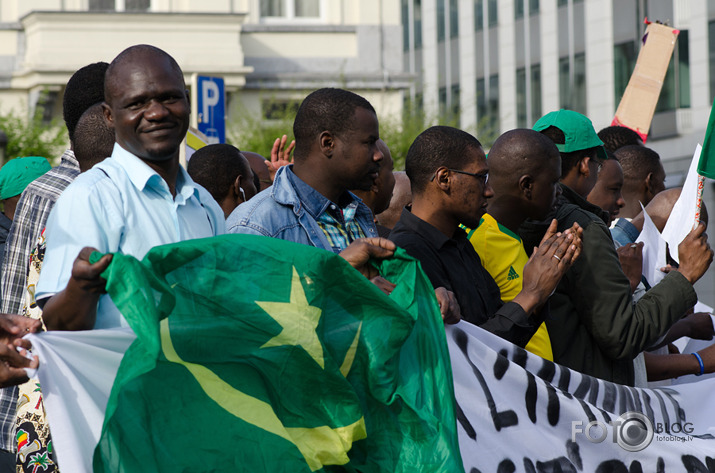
[431,168,489,185]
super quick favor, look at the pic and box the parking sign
[191,75,225,144]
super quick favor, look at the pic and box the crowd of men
[0,43,712,469]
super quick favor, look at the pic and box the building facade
[402,0,715,305]
[0,0,408,142]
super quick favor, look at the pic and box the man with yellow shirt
[467,129,562,360]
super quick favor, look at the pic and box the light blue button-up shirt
[37,143,225,328]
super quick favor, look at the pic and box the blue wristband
[692,352,705,376]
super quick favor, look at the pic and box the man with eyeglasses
[519,110,713,385]
[389,126,582,346]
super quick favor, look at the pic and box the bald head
[488,129,561,187]
[630,187,684,233]
[243,152,272,192]
[104,45,184,105]
[485,129,562,222]
[102,44,189,163]
[376,171,411,230]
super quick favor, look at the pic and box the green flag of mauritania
[91,234,463,472]
[699,101,715,179]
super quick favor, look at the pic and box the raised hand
[267,135,295,181]
[616,242,644,293]
[677,223,713,284]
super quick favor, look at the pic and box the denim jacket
[610,217,640,248]
[226,165,378,253]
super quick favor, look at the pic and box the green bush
[227,96,498,170]
[227,95,298,159]
[0,109,67,165]
[380,99,499,170]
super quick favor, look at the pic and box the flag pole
[695,174,705,228]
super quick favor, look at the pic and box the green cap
[533,110,608,161]
[0,157,51,200]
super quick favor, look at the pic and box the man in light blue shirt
[37,44,225,331]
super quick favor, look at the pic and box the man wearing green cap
[0,157,51,221]
[519,110,713,385]
[0,157,50,268]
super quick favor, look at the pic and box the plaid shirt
[316,201,367,252]
[0,149,79,451]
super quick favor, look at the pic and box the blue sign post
[194,75,225,144]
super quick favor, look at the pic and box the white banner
[26,322,715,473]
[661,144,701,264]
[448,321,715,472]
[26,328,135,473]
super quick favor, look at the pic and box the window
[475,0,497,30]
[402,0,410,51]
[613,41,637,107]
[529,0,539,15]
[262,99,300,120]
[488,74,499,131]
[125,0,150,10]
[517,68,527,126]
[261,0,320,19]
[89,0,150,10]
[449,0,459,38]
[475,0,483,31]
[89,0,114,9]
[439,86,448,117]
[438,85,460,124]
[710,21,715,101]
[437,0,445,42]
[477,74,500,134]
[414,0,423,49]
[37,91,60,126]
[515,0,538,19]
[557,0,583,6]
[559,53,586,114]
[488,0,497,27]
[655,29,690,112]
[517,65,541,128]
[531,64,541,123]
[450,84,461,125]
[477,77,486,119]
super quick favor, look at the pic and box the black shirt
[389,208,542,347]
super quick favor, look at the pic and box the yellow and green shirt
[466,213,553,360]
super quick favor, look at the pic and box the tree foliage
[227,95,499,171]
[0,108,67,164]
[380,99,499,170]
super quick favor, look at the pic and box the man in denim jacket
[227,88,381,254]
[227,88,461,319]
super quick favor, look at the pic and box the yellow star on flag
[257,267,325,369]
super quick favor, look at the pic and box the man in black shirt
[389,126,582,346]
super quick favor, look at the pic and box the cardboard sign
[612,22,679,142]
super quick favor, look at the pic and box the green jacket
[519,184,697,386]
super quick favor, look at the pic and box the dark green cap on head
[533,110,608,161]
[0,156,51,200]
